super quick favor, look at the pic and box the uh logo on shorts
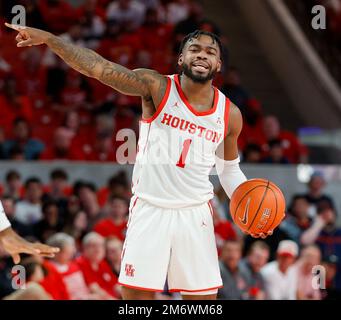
[125,264,135,277]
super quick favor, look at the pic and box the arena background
[0,0,340,300]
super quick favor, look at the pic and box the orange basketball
[229,179,286,235]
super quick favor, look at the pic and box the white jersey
[132,74,231,208]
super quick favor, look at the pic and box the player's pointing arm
[4,23,167,108]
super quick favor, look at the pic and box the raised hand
[4,23,50,47]
[0,228,60,264]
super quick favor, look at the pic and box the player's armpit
[216,103,243,161]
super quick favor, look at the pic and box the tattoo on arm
[45,35,162,98]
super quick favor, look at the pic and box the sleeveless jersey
[132,74,231,208]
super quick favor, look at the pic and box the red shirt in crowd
[38,0,75,33]
[52,261,92,300]
[39,260,70,300]
[75,255,118,298]
[93,218,127,241]
[0,95,34,136]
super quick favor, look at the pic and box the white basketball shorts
[118,196,223,294]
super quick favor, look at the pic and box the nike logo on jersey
[160,113,223,143]
[240,197,251,225]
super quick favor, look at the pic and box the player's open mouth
[192,63,209,72]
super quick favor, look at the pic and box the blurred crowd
[286,0,341,85]
[0,167,340,300]
[0,0,308,164]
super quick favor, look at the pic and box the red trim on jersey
[141,77,171,123]
[208,201,214,217]
[224,98,231,138]
[169,285,223,293]
[118,282,164,292]
[174,74,218,116]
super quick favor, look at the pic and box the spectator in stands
[261,240,298,300]
[302,171,335,211]
[86,132,116,162]
[165,0,190,25]
[238,98,264,152]
[33,200,63,243]
[59,70,90,111]
[106,237,123,278]
[77,183,104,229]
[46,233,109,300]
[37,0,75,33]
[14,177,43,225]
[173,2,203,50]
[15,47,47,99]
[75,232,118,299]
[221,67,250,114]
[1,196,32,237]
[107,0,146,29]
[3,170,24,201]
[321,254,341,300]
[97,171,131,207]
[3,117,45,160]
[261,139,290,164]
[40,127,83,160]
[280,195,313,244]
[243,226,290,261]
[62,111,80,137]
[218,240,250,300]
[295,245,322,300]
[242,143,262,163]
[8,144,25,161]
[76,0,106,49]
[262,115,308,163]
[0,78,34,136]
[2,258,52,300]
[138,7,173,51]
[239,241,270,300]
[300,203,341,292]
[63,210,88,252]
[43,169,71,220]
[93,196,128,240]
[39,257,71,300]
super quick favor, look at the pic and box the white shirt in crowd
[260,261,298,300]
[0,202,11,232]
[14,201,43,225]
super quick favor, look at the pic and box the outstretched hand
[0,228,60,264]
[4,23,50,47]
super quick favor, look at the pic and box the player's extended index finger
[4,22,26,31]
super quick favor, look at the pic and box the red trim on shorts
[224,97,231,138]
[127,196,139,228]
[169,285,223,293]
[141,76,171,123]
[174,74,218,116]
[118,282,164,292]
[207,201,214,217]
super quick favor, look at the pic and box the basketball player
[0,203,59,263]
[5,23,272,300]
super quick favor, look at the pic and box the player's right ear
[178,54,183,66]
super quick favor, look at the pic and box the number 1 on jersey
[176,139,192,168]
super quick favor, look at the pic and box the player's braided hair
[178,30,224,61]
